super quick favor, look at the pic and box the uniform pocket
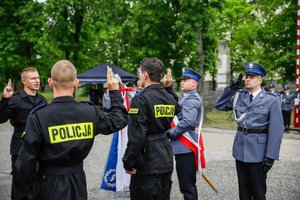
[257,136,267,144]
[253,108,269,123]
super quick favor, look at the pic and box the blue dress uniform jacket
[14,91,128,200]
[215,87,284,162]
[280,92,297,111]
[169,89,202,154]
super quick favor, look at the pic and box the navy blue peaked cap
[283,85,289,91]
[245,62,266,77]
[179,67,201,81]
[268,84,275,89]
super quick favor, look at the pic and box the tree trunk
[73,11,84,66]
[196,30,205,97]
[196,30,208,120]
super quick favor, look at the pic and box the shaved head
[51,60,77,89]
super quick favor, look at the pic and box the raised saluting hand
[106,67,120,91]
[3,79,13,98]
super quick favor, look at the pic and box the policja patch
[48,122,93,144]
[128,108,139,114]
[154,105,175,118]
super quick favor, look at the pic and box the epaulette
[30,103,47,114]
[80,101,94,105]
[238,88,247,93]
[266,91,278,97]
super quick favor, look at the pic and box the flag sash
[171,114,206,172]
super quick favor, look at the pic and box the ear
[142,71,148,80]
[193,80,198,87]
[73,79,79,89]
[48,78,54,88]
[21,78,26,85]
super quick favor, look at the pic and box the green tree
[214,0,259,76]
[171,0,221,91]
[0,0,44,87]
[257,0,297,83]
[214,0,297,84]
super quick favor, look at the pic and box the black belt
[39,162,83,175]
[238,127,268,134]
[146,133,166,141]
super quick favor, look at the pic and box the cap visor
[245,72,261,76]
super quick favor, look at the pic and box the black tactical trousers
[282,110,292,131]
[129,172,172,200]
[11,155,18,200]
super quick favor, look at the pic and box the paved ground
[1,122,299,200]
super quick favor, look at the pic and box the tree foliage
[0,0,44,87]
[0,0,297,90]
[215,0,297,83]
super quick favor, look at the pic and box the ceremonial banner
[100,132,118,191]
[101,87,135,192]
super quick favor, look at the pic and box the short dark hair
[140,57,164,82]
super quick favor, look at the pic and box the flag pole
[202,173,218,193]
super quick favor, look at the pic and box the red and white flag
[171,116,206,172]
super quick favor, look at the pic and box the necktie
[249,94,253,102]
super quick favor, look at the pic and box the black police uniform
[122,84,179,200]
[0,89,46,199]
[14,91,128,200]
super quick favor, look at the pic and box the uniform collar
[51,96,75,103]
[145,83,163,90]
[20,89,39,98]
[183,89,197,94]
[249,88,262,99]
[20,89,30,98]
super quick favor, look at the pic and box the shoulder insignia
[30,103,47,114]
[128,108,139,114]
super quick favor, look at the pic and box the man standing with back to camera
[122,57,179,200]
[215,62,284,200]
[0,67,46,200]
[14,60,128,200]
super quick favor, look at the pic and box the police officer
[122,57,179,200]
[164,67,202,200]
[0,67,46,200]
[267,84,278,95]
[14,60,128,200]
[215,62,284,200]
[280,86,298,132]
[89,84,101,105]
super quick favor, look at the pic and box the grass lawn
[39,91,89,103]
[204,109,237,130]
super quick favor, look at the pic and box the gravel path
[1,122,299,200]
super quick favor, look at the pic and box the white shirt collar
[249,88,262,99]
